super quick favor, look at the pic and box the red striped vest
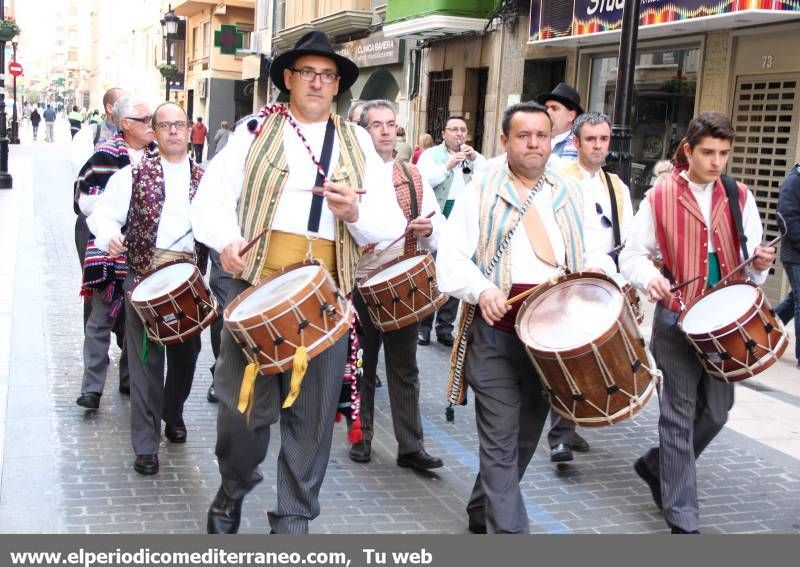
[649,169,748,312]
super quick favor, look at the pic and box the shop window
[589,47,700,205]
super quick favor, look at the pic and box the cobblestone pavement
[2,138,800,534]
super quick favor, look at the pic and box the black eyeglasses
[125,115,153,124]
[595,202,612,229]
[155,120,189,131]
[289,67,339,84]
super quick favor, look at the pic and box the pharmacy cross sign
[214,24,243,55]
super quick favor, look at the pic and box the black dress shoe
[207,486,244,534]
[550,443,573,463]
[671,526,700,534]
[76,392,101,410]
[118,381,130,395]
[436,333,454,347]
[349,440,372,463]
[375,376,383,388]
[165,423,187,443]
[207,384,218,403]
[634,457,663,510]
[417,330,431,346]
[397,449,444,470]
[134,454,159,475]
[570,433,590,452]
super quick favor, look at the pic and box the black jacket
[778,164,800,264]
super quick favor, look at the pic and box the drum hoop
[130,267,204,307]
[515,271,629,357]
[678,282,763,338]
[129,260,200,303]
[358,251,432,290]
[143,295,219,345]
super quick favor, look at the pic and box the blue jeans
[774,261,800,362]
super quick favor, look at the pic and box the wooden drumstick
[239,228,269,257]
[669,275,704,294]
[376,211,436,256]
[712,232,783,289]
[302,187,367,196]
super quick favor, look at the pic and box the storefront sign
[530,0,800,42]
[336,37,403,68]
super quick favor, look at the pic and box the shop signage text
[336,37,403,68]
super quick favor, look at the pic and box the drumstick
[301,187,367,196]
[239,228,269,257]
[669,275,704,294]
[505,285,542,307]
[375,211,436,256]
[711,232,784,289]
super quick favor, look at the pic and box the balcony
[172,0,255,18]
[273,10,373,51]
[383,0,497,40]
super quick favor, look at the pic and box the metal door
[427,70,452,143]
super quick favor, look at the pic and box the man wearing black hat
[537,82,584,162]
[192,30,406,534]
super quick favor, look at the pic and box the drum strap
[307,118,336,233]
[398,161,420,219]
[721,174,748,261]
[601,169,621,249]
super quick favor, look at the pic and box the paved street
[1,122,800,534]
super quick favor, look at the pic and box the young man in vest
[437,102,615,534]
[537,82,583,162]
[548,112,635,463]
[191,31,406,534]
[417,116,487,347]
[347,99,446,469]
[88,102,206,476]
[75,96,156,409]
[620,112,775,533]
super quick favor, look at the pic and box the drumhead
[363,255,427,286]
[131,262,196,301]
[517,278,624,351]
[681,284,758,334]
[228,265,320,321]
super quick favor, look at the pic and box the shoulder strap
[92,123,101,146]
[398,161,419,219]
[307,117,336,233]
[601,169,621,248]
[721,174,748,260]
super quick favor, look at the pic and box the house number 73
[762,55,774,69]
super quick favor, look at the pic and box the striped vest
[238,112,366,289]
[558,160,627,227]
[649,169,748,312]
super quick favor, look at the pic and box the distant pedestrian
[191,116,208,163]
[209,120,231,160]
[43,104,57,142]
[68,105,85,139]
[412,132,434,165]
[394,126,412,163]
[30,107,41,141]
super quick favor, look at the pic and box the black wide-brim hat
[270,30,359,95]
[537,82,584,115]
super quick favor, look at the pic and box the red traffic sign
[8,62,23,77]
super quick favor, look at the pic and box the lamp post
[10,40,19,144]
[0,0,14,189]
[161,4,179,102]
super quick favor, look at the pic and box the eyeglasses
[289,67,339,84]
[126,115,153,124]
[155,120,189,131]
[595,202,612,229]
[445,127,468,133]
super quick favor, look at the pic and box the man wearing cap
[192,31,406,534]
[538,82,592,461]
[538,82,584,162]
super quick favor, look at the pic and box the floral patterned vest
[126,155,207,275]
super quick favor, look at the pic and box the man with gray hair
[547,111,634,463]
[348,99,446,469]
[347,100,365,124]
[71,87,126,178]
[74,96,157,409]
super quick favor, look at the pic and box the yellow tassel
[237,362,259,421]
[282,346,308,408]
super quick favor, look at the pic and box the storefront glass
[589,47,700,204]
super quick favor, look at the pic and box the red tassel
[348,419,363,444]
[335,412,343,423]
[80,287,92,299]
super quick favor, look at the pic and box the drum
[129,260,218,346]
[678,281,787,382]
[611,273,645,325]
[515,272,659,427]
[358,252,448,332]
[224,262,353,374]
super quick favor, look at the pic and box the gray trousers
[213,278,347,534]
[419,295,459,337]
[209,250,233,376]
[352,288,424,455]
[76,213,129,392]
[123,274,201,455]
[640,304,734,532]
[465,319,550,534]
[547,408,579,447]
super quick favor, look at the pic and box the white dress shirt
[620,171,766,292]
[190,112,407,253]
[416,145,488,202]
[87,157,195,254]
[576,162,634,256]
[78,147,146,217]
[437,175,617,305]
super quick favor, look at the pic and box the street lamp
[10,40,19,145]
[161,4,179,102]
[0,0,15,189]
